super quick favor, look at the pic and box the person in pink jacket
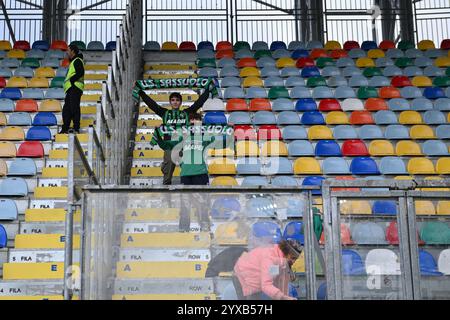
[233,239,302,300]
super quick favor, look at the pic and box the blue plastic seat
[44,88,64,99]
[404,66,423,77]
[199,67,218,78]
[246,87,267,99]
[217,58,236,68]
[350,157,380,175]
[285,76,305,88]
[385,125,410,139]
[411,98,433,111]
[0,67,12,78]
[224,87,245,99]
[372,200,397,215]
[316,140,342,157]
[283,221,305,245]
[374,110,398,125]
[401,86,423,99]
[1,88,22,100]
[220,66,239,77]
[405,48,423,58]
[424,66,444,77]
[235,49,253,59]
[301,111,325,125]
[375,57,394,68]
[295,98,317,111]
[301,176,325,195]
[349,75,369,88]
[0,98,15,112]
[264,76,284,88]
[246,197,276,218]
[0,199,18,220]
[0,58,20,68]
[262,157,293,175]
[105,41,116,51]
[14,67,34,78]
[342,66,362,77]
[361,41,377,51]
[25,126,52,141]
[351,222,387,245]
[252,221,282,244]
[424,110,446,125]
[336,57,355,68]
[335,86,356,99]
[272,98,293,111]
[380,157,407,175]
[424,87,445,99]
[197,49,214,59]
[419,250,443,276]
[56,67,68,78]
[415,57,433,67]
[341,249,366,275]
[388,98,410,111]
[41,58,59,68]
[0,225,6,248]
[383,66,403,77]
[288,140,315,156]
[198,41,214,51]
[317,283,327,300]
[313,86,334,99]
[283,126,308,140]
[241,176,268,187]
[369,76,390,87]
[447,88,450,99]
[0,177,28,196]
[423,140,448,156]
[236,158,261,175]
[228,112,251,125]
[327,76,348,87]
[260,66,279,77]
[22,88,44,100]
[278,111,300,125]
[26,49,45,59]
[33,112,57,126]
[270,41,287,51]
[252,41,269,51]
[87,41,104,51]
[290,86,312,99]
[280,67,299,78]
[359,125,384,140]
[333,125,358,140]
[8,112,32,126]
[306,41,323,50]
[434,98,450,111]
[271,176,298,187]
[385,49,404,59]
[288,41,306,51]
[143,41,161,51]
[220,77,241,88]
[348,49,366,59]
[424,49,445,58]
[45,50,65,59]
[322,66,341,77]
[253,111,276,125]
[323,157,350,174]
[204,112,227,125]
[256,57,276,69]
[8,158,37,176]
[301,67,321,78]
[273,49,291,59]
[291,49,309,59]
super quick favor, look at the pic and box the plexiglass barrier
[79,186,324,300]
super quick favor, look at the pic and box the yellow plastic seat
[236,140,259,157]
[240,67,260,78]
[394,176,414,180]
[28,77,49,88]
[407,158,435,175]
[421,176,450,192]
[213,221,248,245]
[325,111,349,125]
[415,200,436,215]
[0,40,12,51]
[6,76,27,88]
[40,99,62,112]
[418,40,435,50]
[242,76,263,88]
[0,112,7,126]
[369,140,395,156]
[399,111,423,125]
[367,49,385,59]
[0,127,24,141]
[0,142,16,157]
[208,147,235,157]
[435,56,450,68]
[293,158,322,175]
[436,157,450,174]
[437,201,450,215]
[395,140,423,156]
[161,41,178,51]
[308,126,333,140]
[210,176,238,186]
[356,57,375,68]
[7,49,25,59]
[35,67,56,78]
[261,141,288,157]
[276,57,296,68]
[340,200,372,215]
[324,40,342,51]
[0,159,7,176]
[208,158,237,175]
[411,76,433,87]
[410,125,435,139]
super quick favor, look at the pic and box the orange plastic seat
[216,41,233,51]
[50,40,68,51]
[379,86,401,99]
[226,99,248,112]
[249,99,271,111]
[365,98,388,111]
[15,99,38,112]
[349,111,374,125]
[237,58,257,68]
[310,49,328,60]
[216,49,234,59]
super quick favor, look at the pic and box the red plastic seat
[0,77,6,88]
[257,125,282,141]
[379,40,396,50]
[441,39,450,50]
[179,41,196,51]
[249,98,271,111]
[349,111,375,125]
[61,58,70,67]
[319,99,341,111]
[216,49,234,59]
[344,41,360,51]
[216,41,233,51]
[379,86,402,99]
[332,176,361,192]
[342,140,370,156]
[234,125,257,140]
[226,99,248,112]
[365,98,388,111]
[386,221,425,245]
[296,57,315,68]
[330,49,348,59]
[17,141,44,158]
[310,48,328,60]
[13,40,31,51]
[391,76,412,88]
[237,58,257,68]
[15,99,38,112]
[50,40,68,51]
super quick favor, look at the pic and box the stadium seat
[277,111,300,125]
[270,41,287,51]
[252,111,276,125]
[283,126,308,140]
[350,157,380,175]
[325,111,349,125]
[45,88,65,99]
[435,56,450,68]
[379,40,396,50]
[211,176,238,186]
[199,67,218,78]
[262,157,293,175]
[342,139,370,157]
[379,86,401,99]
[322,157,350,175]
[301,111,325,125]
[290,86,311,99]
[341,98,363,111]
[301,176,325,195]
[422,140,448,156]
[400,86,423,99]
[8,112,32,126]
[216,49,234,59]
[240,67,260,78]
[436,124,450,139]
[288,140,314,156]
[421,221,450,245]
[348,49,366,59]
[308,126,333,140]
[424,66,445,77]
[16,141,43,158]
[261,141,288,157]
[69,41,86,51]
[415,200,436,215]
[415,57,434,68]
[285,76,305,88]
[365,98,388,111]
[208,158,236,175]
[1,88,22,100]
[246,198,276,218]
[349,75,369,87]
[301,66,321,78]
[349,111,374,125]
[233,125,256,140]
[319,99,341,111]
[333,125,358,140]
[104,41,116,51]
[7,76,27,88]
[32,112,57,126]
[0,58,20,68]
[437,201,450,215]
[312,86,333,99]
[395,140,422,156]
[438,250,450,275]
[356,57,375,68]
[291,49,309,60]
[405,67,424,77]
[410,125,435,139]
[271,176,299,187]
[0,198,18,220]
[224,87,245,99]
[436,158,450,175]
[7,49,26,59]
[365,249,401,275]
[246,87,267,99]
[8,158,36,176]
[28,77,49,88]
[358,125,383,140]
[179,41,196,51]
[276,57,296,68]
[352,222,387,245]
[204,112,227,125]
[340,200,372,215]
[252,221,282,244]
[272,98,293,111]
[25,126,51,141]
[407,158,435,174]
[280,67,299,78]
[398,110,423,125]
[307,77,327,88]
[410,98,432,111]
[293,157,322,175]
[143,41,161,51]
[283,221,305,245]
[423,110,446,125]
[242,76,263,88]
[343,41,360,51]
[221,77,241,88]
[236,141,259,157]
[0,98,14,112]
[385,125,410,139]
[424,87,446,99]
[257,125,282,140]
[241,176,268,186]
[433,76,450,87]
[330,49,348,59]
[0,177,28,196]
[341,250,365,275]
[0,141,16,157]
[387,98,409,111]
[236,158,261,175]
[369,140,394,156]
[315,140,341,157]
[379,156,407,175]
[406,48,423,58]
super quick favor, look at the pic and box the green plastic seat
[233,41,251,52]
[254,50,272,59]
[398,40,415,51]
[307,76,327,88]
[395,57,413,68]
[363,67,383,78]
[357,86,378,99]
[433,76,450,87]
[197,58,217,68]
[316,57,335,68]
[268,86,290,99]
[446,67,450,76]
[70,41,86,51]
[50,77,65,88]
[21,58,40,68]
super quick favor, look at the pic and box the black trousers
[180,174,209,185]
[62,86,82,132]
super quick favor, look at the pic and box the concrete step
[119,248,211,262]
